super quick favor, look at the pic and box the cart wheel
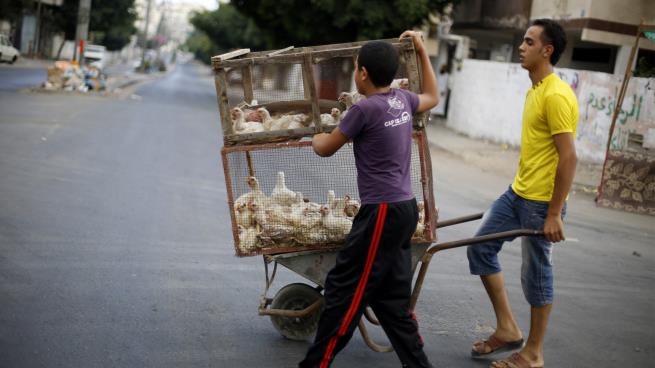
[270,283,323,341]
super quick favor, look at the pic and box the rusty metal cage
[222,131,437,257]
[212,38,428,146]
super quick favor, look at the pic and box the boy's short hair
[357,41,399,87]
[532,18,567,65]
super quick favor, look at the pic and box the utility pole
[73,0,92,66]
[140,0,153,72]
[34,0,43,57]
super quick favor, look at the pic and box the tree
[52,0,137,51]
[231,0,456,47]
[189,4,269,54]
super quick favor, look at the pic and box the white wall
[446,59,655,163]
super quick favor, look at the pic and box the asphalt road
[0,64,47,91]
[0,61,652,368]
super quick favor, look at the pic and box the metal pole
[597,19,644,201]
[73,0,91,66]
[34,0,42,58]
[140,0,153,72]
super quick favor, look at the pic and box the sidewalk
[424,117,603,193]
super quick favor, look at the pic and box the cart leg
[358,319,394,353]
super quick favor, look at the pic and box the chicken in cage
[222,133,435,257]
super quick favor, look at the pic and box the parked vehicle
[0,34,20,64]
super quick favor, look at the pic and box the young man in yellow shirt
[468,19,578,368]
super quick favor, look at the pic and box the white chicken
[298,207,322,229]
[249,201,268,228]
[271,171,296,206]
[235,176,267,210]
[238,225,260,252]
[294,207,328,245]
[265,203,289,225]
[327,190,347,217]
[390,78,410,90]
[256,108,307,131]
[259,223,296,245]
[413,218,425,239]
[294,226,329,246]
[338,91,365,109]
[255,107,275,131]
[413,200,426,239]
[231,107,264,134]
[417,200,425,219]
[330,107,343,125]
[235,201,254,228]
[320,205,353,240]
[338,92,354,111]
[320,112,336,126]
[343,195,361,218]
[287,192,308,226]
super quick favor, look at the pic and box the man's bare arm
[544,132,577,242]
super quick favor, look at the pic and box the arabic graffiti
[557,71,579,92]
[574,72,653,159]
[585,93,643,125]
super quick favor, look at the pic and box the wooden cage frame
[212,38,429,146]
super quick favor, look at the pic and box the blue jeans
[467,186,566,307]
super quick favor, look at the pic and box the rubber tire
[10,55,16,64]
[270,283,324,341]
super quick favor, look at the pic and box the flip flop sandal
[471,335,525,358]
[491,352,543,368]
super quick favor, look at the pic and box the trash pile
[42,60,107,92]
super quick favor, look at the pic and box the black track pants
[299,199,433,368]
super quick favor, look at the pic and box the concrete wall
[530,0,654,23]
[587,0,655,24]
[446,59,655,163]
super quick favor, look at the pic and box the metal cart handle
[410,213,545,310]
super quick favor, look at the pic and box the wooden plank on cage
[242,64,254,104]
[215,54,305,69]
[302,53,322,133]
[267,46,295,57]
[220,146,241,252]
[211,48,251,63]
[415,131,437,241]
[214,69,232,135]
[311,46,360,63]
[224,126,317,146]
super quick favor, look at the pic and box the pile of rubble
[42,60,106,92]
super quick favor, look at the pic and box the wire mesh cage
[222,131,437,257]
[212,38,428,146]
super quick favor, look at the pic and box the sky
[168,0,219,10]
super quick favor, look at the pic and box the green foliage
[0,0,33,22]
[183,31,219,64]
[189,4,269,54]
[52,0,136,51]
[231,0,455,47]
[633,55,655,78]
[89,0,137,50]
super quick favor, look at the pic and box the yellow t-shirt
[512,73,578,202]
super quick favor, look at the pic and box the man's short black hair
[532,18,567,65]
[357,41,399,87]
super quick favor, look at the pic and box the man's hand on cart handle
[543,214,565,243]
